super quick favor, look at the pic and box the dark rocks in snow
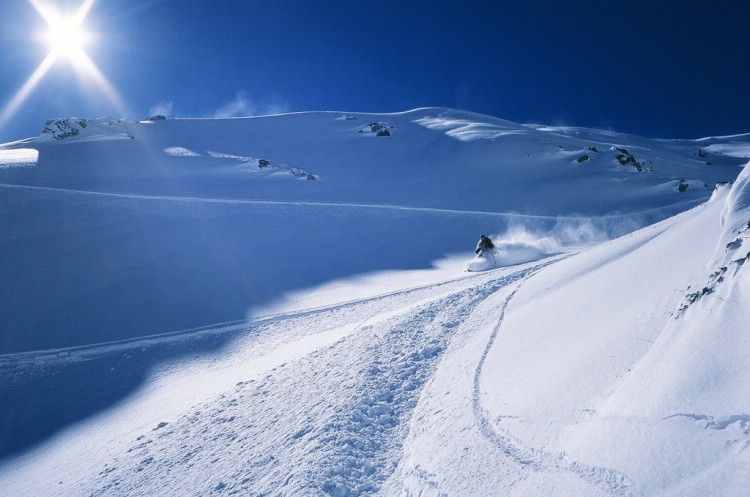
[682,220,750,315]
[576,146,600,164]
[677,266,726,316]
[42,118,88,140]
[39,117,137,141]
[144,115,167,122]
[615,147,645,172]
[359,122,394,137]
[290,167,319,180]
[252,157,318,180]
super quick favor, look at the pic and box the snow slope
[1,109,743,355]
[402,187,746,497]
[0,109,748,496]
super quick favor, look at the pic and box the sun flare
[0,0,128,131]
[31,0,96,67]
[41,13,92,65]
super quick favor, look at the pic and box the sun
[0,0,129,131]
[41,12,92,64]
[32,0,96,67]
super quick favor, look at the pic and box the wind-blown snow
[0,109,748,496]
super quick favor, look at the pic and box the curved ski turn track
[384,259,633,497]
[1,252,634,497]
[469,281,633,497]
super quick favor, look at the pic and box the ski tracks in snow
[6,256,635,496]
[470,271,634,497]
[83,268,526,497]
[386,257,634,497]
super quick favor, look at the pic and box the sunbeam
[0,0,128,133]
[74,50,128,114]
[0,51,57,130]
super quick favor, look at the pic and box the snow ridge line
[0,265,505,368]
[0,273,494,368]
[471,271,634,497]
[84,272,522,497]
[0,320,248,366]
[250,270,498,326]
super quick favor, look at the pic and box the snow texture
[1,108,749,496]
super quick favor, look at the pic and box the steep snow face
[448,167,750,497]
[650,161,750,411]
[593,169,750,496]
[721,159,750,236]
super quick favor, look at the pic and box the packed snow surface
[0,109,748,496]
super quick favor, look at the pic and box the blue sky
[1,0,749,142]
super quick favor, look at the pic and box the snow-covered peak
[34,117,136,142]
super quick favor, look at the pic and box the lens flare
[0,0,128,133]
[41,12,92,63]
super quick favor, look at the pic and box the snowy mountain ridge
[1,108,749,496]
[36,117,136,142]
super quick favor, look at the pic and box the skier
[475,234,495,257]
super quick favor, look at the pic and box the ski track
[3,254,636,496]
[80,268,532,497]
[0,268,503,368]
[2,255,636,497]
[471,271,634,497]
[0,182,704,221]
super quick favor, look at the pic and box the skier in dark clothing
[475,234,495,257]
